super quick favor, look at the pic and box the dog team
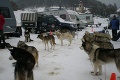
[6,28,76,80]
[5,27,120,80]
[80,30,120,77]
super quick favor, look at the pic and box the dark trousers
[0,30,5,43]
[114,31,120,40]
[112,29,117,39]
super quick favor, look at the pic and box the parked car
[0,0,18,38]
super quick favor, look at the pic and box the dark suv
[36,15,77,33]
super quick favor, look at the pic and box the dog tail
[17,70,27,80]
[17,70,34,80]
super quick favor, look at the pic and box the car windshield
[55,16,65,22]
[55,16,76,24]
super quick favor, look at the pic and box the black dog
[8,47,35,80]
[24,29,33,42]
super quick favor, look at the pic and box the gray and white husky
[55,30,73,46]
[82,31,111,43]
[80,40,120,76]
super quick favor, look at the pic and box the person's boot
[112,38,117,41]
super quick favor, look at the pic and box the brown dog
[37,33,56,51]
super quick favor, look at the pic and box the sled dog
[82,31,111,43]
[58,29,76,39]
[94,32,111,41]
[9,41,39,67]
[24,29,33,42]
[37,33,56,50]
[80,40,120,76]
[8,47,35,80]
[55,30,73,46]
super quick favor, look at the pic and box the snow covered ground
[0,9,120,80]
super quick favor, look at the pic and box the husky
[80,40,120,76]
[80,39,114,55]
[58,29,76,39]
[8,47,35,80]
[94,32,111,41]
[82,31,95,43]
[9,41,39,67]
[82,31,111,43]
[55,30,73,46]
[24,29,33,42]
[37,33,56,51]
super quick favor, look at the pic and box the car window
[86,16,90,20]
[60,14,66,20]
[0,7,11,18]
[48,17,55,23]
[69,14,75,19]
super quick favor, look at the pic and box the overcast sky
[97,0,120,8]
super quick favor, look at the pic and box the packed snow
[0,9,120,80]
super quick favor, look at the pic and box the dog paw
[87,58,91,60]
[36,65,38,67]
[91,72,101,76]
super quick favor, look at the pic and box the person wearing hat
[109,15,119,40]
[0,11,6,44]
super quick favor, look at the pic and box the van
[67,10,89,30]
[0,0,17,37]
[77,13,94,26]
[38,7,81,30]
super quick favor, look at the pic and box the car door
[47,16,59,31]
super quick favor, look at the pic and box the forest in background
[10,0,118,17]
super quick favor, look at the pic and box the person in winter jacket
[110,15,119,39]
[0,11,5,44]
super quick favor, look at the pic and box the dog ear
[85,31,89,34]
[81,38,85,42]
[37,34,40,38]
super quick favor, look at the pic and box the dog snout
[9,56,13,60]
[79,46,84,50]
[37,35,39,38]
